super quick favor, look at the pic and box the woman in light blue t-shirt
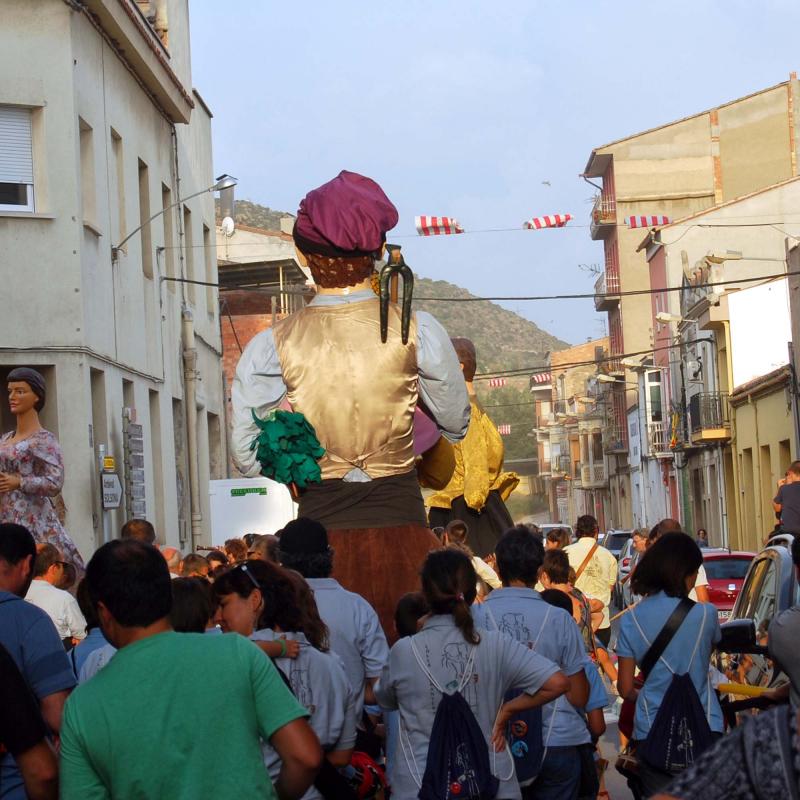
[616,532,723,799]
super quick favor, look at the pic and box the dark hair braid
[421,548,480,645]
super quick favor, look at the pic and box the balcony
[553,399,568,416]
[539,459,552,475]
[553,454,572,475]
[604,422,628,454]
[590,196,617,240]
[647,421,674,458]
[580,462,608,487]
[594,268,621,312]
[690,393,731,443]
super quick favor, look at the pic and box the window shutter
[0,106,33,184]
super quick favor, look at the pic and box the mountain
[216,198,292,231]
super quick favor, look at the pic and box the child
[443,519,501,598]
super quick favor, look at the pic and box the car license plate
[718,610,732,620]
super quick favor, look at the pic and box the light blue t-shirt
[474,587,589,747]
[615,592,723,741]
[583,657,611,714]
[307,578,389,718]
[70,627,109,676]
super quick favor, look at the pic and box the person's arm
[230,329,288,477]
[560,617,590,708]
[18,437,65,496]
[357,603,390,686]
[586,708,606,741]
[472,557,502,589]
[65,596,88,642]
[491,672,569,750]
[16,741,58,800]
[60,700,111,800]
[253,639,301,660]
[39,690,70,734]
[270,719,323,800]
[694,565,710,603]
[415,311,470,442]
[617,656,637,701]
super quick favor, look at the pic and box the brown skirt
[329,524,440,645]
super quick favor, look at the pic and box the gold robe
[427,397,519,511]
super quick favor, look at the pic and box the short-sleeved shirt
[774,482,800,532]
[767,604,800,707]
[376,614,560,800]
[688,565,709,602]
[307,578,389,717]
[583,658,611,714]
[70,628,110,677]
[0,590,76,800]
[615,592,723,741]
[474,587,589,747]
[0,642,48,757]
[564,539,618,629]
[60,631,307,800]
[252,629,357,800]
[25,580,87,641]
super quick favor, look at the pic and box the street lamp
[111,173,238,262]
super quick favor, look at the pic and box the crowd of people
[3,510,798,800]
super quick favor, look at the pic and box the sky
[189,0,800,346]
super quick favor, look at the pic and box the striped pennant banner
[497,424,512,435]
[488,378,507,388]
[523,213,572,230]
[625,215,670,229]
[415,216,464,236]
[530,372,551,384]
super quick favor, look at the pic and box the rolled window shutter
[0,107,33,185]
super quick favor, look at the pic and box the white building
[0,0,226,558]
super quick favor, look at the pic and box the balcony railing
[554,454,572,475]
[553,399,567,416]
[590,196,616,239]
[580,462,608,487]
[594,268,621,312]
[689,393,731,442]
[539,459,551,474]
[604,422,628,453]
[647,421,673,458]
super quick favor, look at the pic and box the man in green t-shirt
[59,540,321,800]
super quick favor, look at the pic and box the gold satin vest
[272,298,418,481]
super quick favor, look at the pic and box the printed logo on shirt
[442,642,479,710]
[290,667,316,714]
[499,612,531,645]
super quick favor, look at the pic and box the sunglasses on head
[236,563,261,592]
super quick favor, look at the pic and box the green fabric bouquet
[250,409,325,489]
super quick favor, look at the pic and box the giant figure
[427,338,519,557]
[231,171,470,638]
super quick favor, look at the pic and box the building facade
[585,76,800,529]
[0,0,226,558]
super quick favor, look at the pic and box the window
[0,106,34,212]
[161,184,176,288]
[78,118,96,225]
[138,159,153,278]
[203,223,215,315]
[183,205,195,303]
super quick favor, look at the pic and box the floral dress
[0,429,84,570]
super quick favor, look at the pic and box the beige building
[584,75,800,529]
[536,339,611,528]
[0,0,226,558]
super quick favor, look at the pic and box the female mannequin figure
[0,368,84,570]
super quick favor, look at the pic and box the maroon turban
[293,170,399,257]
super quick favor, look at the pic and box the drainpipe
[182,307,203,548]
[722,320,742,548]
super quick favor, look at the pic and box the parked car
[602,530,632,559]
[539,523,575,543]
[701,549,755,622]
[717,534,799,693]
[612,538,636,608]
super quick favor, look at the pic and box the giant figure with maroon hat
[231,171,470,638]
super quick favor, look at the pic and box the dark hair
[76,578,100,632]
[250,534,280,563]
[791,535,800,569]
[696,528,708,537]
[169,578,213,633]
[540,588,573,616]
[56,561,77,591]
[279,549,334,579]
[206,549,228,567]
[444,520,473,557]
[243,533,260,548]
[542,549,570,584]
[395,591,429,638]
[180,553,209,577]
[648,518,682,545]
[0,523,36,565]
[213,560,328,650]
[33,543,60,577]
[282,569,329,651]
[421,548,479,645]
[86,540,172,627]
[450,338,477,382]
[575,515,598,539]
[631,532,702,598]
[545,527,570,548]
[224,539,247,562]
[788,460,800,477]
[495,526,544,585]
[120,518,156,544]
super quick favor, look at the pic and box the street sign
[131,500,146,517]
[103,456,116,471]
[102,473,123,509]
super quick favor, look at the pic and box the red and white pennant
[497,424,512,435]
[530,372,551,385]
[523,213,572,230]
[415,216,464,236]
[488,378,507,388]
[625,215,670,229]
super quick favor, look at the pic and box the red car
[702,549,756,622]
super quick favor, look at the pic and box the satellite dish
[221,216,235,237]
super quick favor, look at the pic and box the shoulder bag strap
[575,542,599,581]
[640,597,695,680]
